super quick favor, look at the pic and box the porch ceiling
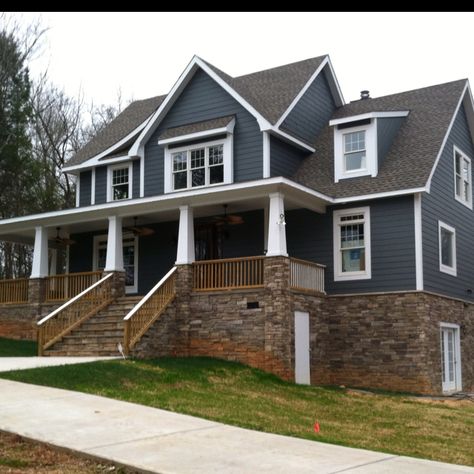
[0,177,330,244]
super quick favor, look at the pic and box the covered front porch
[0,177,329,306]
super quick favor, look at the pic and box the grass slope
[1,357,473,466]
[0,337,37,357]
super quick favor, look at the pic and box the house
[0,54,472,395]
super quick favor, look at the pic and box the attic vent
[360,90,370,100]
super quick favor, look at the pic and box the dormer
[330,111,409,183]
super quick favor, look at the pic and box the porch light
[278,213,286,226]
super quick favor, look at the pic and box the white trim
[91,168,96,205]
[269,128,315,152]
[440,322,462,393]
[176,205,195,264]
[263,132,270,178]
[107,162,133,203]
[438,220,457,277]
[124,266,177,321]
[329,111,410,126]
[325,56,345,107]
[158,118,235,145]
[75,175,80,208]
[266,192,288,257]
[37,273,113,326]
[104,216,124,272]
[333,206,371,281]
[334,122,377,182]
[62,122,147,172]
[140,155,145,198]
[453,145,473,209]
[164,136,232,193]
[332,187,426,203]
[426,83,468,192]
[414,193,424,291]
[275,57,329,128]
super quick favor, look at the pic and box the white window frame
[440,322,462,393]
[438,221,457,276]
[453,146,472,209]
[334,121,378,182]
[333,206,371,281]
[93,233,138,294]
[164,136,233,193]
[107,162,133,202]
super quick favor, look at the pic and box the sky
[11,12,474,108]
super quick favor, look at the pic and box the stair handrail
[123,266,177,354]
[37,272,114,356]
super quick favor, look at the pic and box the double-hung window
[107,163,132,202]
[454,147,472,208]
[333,207,371,280]
[171,142,225,191]
[438,221,456,276]
[344,131,366,172]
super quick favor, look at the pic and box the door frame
[92,233,138,294]
[294,311,311,385]
[440,322,462,393]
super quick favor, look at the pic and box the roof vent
[360,90,370,100]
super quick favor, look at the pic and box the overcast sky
[13,12,474,108]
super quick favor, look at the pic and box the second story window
[107,163,132,202]
[166,138,231,193]
[172,144,224,191]
[344,131,366,172]
[454,147,472,208]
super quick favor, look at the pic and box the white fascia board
[426,83,468,193]
[329,111,410,127]
[332,187,427,203]
[325,56,345,107]
[275,57,329,128]
[267,128,315,152]
[158,118,235,145]
[62,122,147,173]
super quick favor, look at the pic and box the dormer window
[330,111,409,183]
[344,130,366,172]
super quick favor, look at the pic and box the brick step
[73,324,123,333]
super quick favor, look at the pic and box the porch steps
[43,296,141,357]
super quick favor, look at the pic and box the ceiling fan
[213,204,244,226]
[124,217,155,236]
[54,227,76,246]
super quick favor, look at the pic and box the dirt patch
[0,431,138,473]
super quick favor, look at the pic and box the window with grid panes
[112,167,130,200]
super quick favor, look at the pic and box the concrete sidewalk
[0,356,120,372]
[0,379,472,474]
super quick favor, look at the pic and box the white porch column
[49,249,58,276]
[105,215,124,271]
[176,205,195,264]
[31,226,49,278]
[266,192,288,257]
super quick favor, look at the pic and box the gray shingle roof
[66,95,165,167]
[293,79,467,198]
[203,56,327,124]
[159,115,235,141]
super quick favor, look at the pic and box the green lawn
[1,357,473,467]
[0,337,37,357]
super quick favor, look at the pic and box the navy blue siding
[377,117,404,168]
[281,70,336,145]
[95,166,107,204]
[422,104,474,301]
[144,69,263,197]
[286,196,416,294]
[79,171,92,207]
[270,136,308,178]
[132,160,140,199]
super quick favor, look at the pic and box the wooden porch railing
[45,271,103,302]
[290,257,325,293]
[0,278,29,304]
[123,267,177,354]
[37,273,114,356]
[192,256,264,291]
